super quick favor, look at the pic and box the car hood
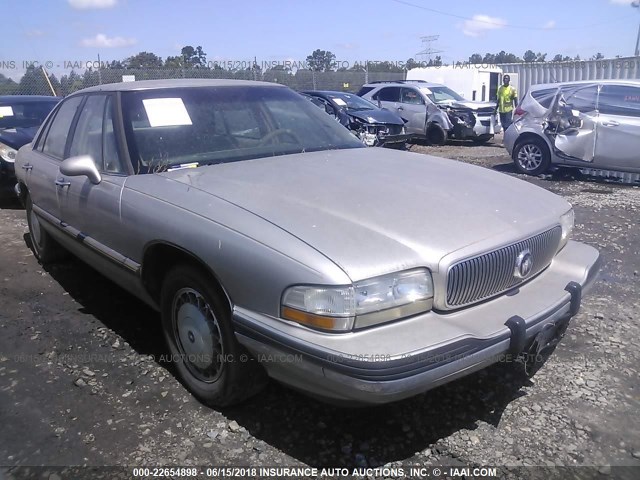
[346,108,404,125]
[0,127,38,149]
[438,100,496,111]
[161,148,568,281]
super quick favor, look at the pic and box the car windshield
[422,86,465,103]
[0,98,59,130]
[122,86,364,173]
[327,93,376,111]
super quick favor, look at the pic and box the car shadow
[33,244,546,467]
[221,359,536,467]
[492,164,640,188]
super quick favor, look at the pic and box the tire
[426,123,447,146]
[472,134,493,145]
[160,264,266,407]
[513,136,551,176]
[25,194,66,263]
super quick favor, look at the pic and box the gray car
[504,80,640,181]
[14,79,600,407]
[358,81,500,145]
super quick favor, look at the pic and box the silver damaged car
[14,79,601,406]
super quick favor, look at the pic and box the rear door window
[374,87,401,102]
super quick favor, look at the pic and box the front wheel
[160,265,266,407]
[513,137,551,175]
[426,123,447,146]
[25,193,66,263]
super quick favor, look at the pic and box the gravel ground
[1,135,639,479]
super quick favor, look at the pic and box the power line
[416,35,443,62]
[391,0,630,31]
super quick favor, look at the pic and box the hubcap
[172,288,224,383]
[517,144,543,171]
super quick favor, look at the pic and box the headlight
[0,142,17,163]
[281,268,434,331]
[558,207,575,251]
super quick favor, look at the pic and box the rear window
[530,88,557,108]
[356,86,375,96]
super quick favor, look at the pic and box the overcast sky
[3,0,640,79]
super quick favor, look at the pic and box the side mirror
[60,155,102,185]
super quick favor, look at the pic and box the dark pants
[500,111,513,131]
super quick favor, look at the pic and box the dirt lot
[1,136,639,479]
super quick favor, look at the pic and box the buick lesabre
[14,79,600,406]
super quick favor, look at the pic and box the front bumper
[450,115,500,139]
[234,240,600,405]
[378,133,413,147]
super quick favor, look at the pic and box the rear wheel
[160,264,266,407]
[25,194,66,263]
[513,136,551,175]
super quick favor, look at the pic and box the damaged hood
[161,148,569,281]
[437,100,496,111]
[345,108,405,125]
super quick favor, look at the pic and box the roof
[0,95,61,102]
[364,81,446,88]
[527,79,640,91]
[72,78,287,95]
[301,90,356,96]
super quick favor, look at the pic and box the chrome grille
[446,226,562,308]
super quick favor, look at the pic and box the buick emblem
[514,249,533,279]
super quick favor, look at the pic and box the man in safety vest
[495,75,518,131]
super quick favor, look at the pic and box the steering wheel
[258,129,302,146]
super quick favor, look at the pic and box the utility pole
[633,1,640,56]
[416,35,443,64]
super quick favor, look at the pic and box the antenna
[416,35,443,63]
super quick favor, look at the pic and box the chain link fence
[2,67,407,97]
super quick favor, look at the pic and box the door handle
[55,178,71,188]
[602,120,619,127]
[21,164,33,171]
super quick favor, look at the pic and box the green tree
[306,49,336,72]
[0,74,18,95]
[469,53,483,64]
[427,56,443,67]
[591,52,604,60]
[124,52,163,69]
[59,70,84,96]
[552,54,572,62]
[482,53,496,63]
[523,50,537,62]
[405,57,422,70]
[165,45,208,68]
[17,66,58,95]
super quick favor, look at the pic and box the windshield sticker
[142,98,192,127]
[0,106,14,118]
[333,98,347,106]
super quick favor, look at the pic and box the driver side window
[401,88,424,105]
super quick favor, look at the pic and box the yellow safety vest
[497,85,517,113]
